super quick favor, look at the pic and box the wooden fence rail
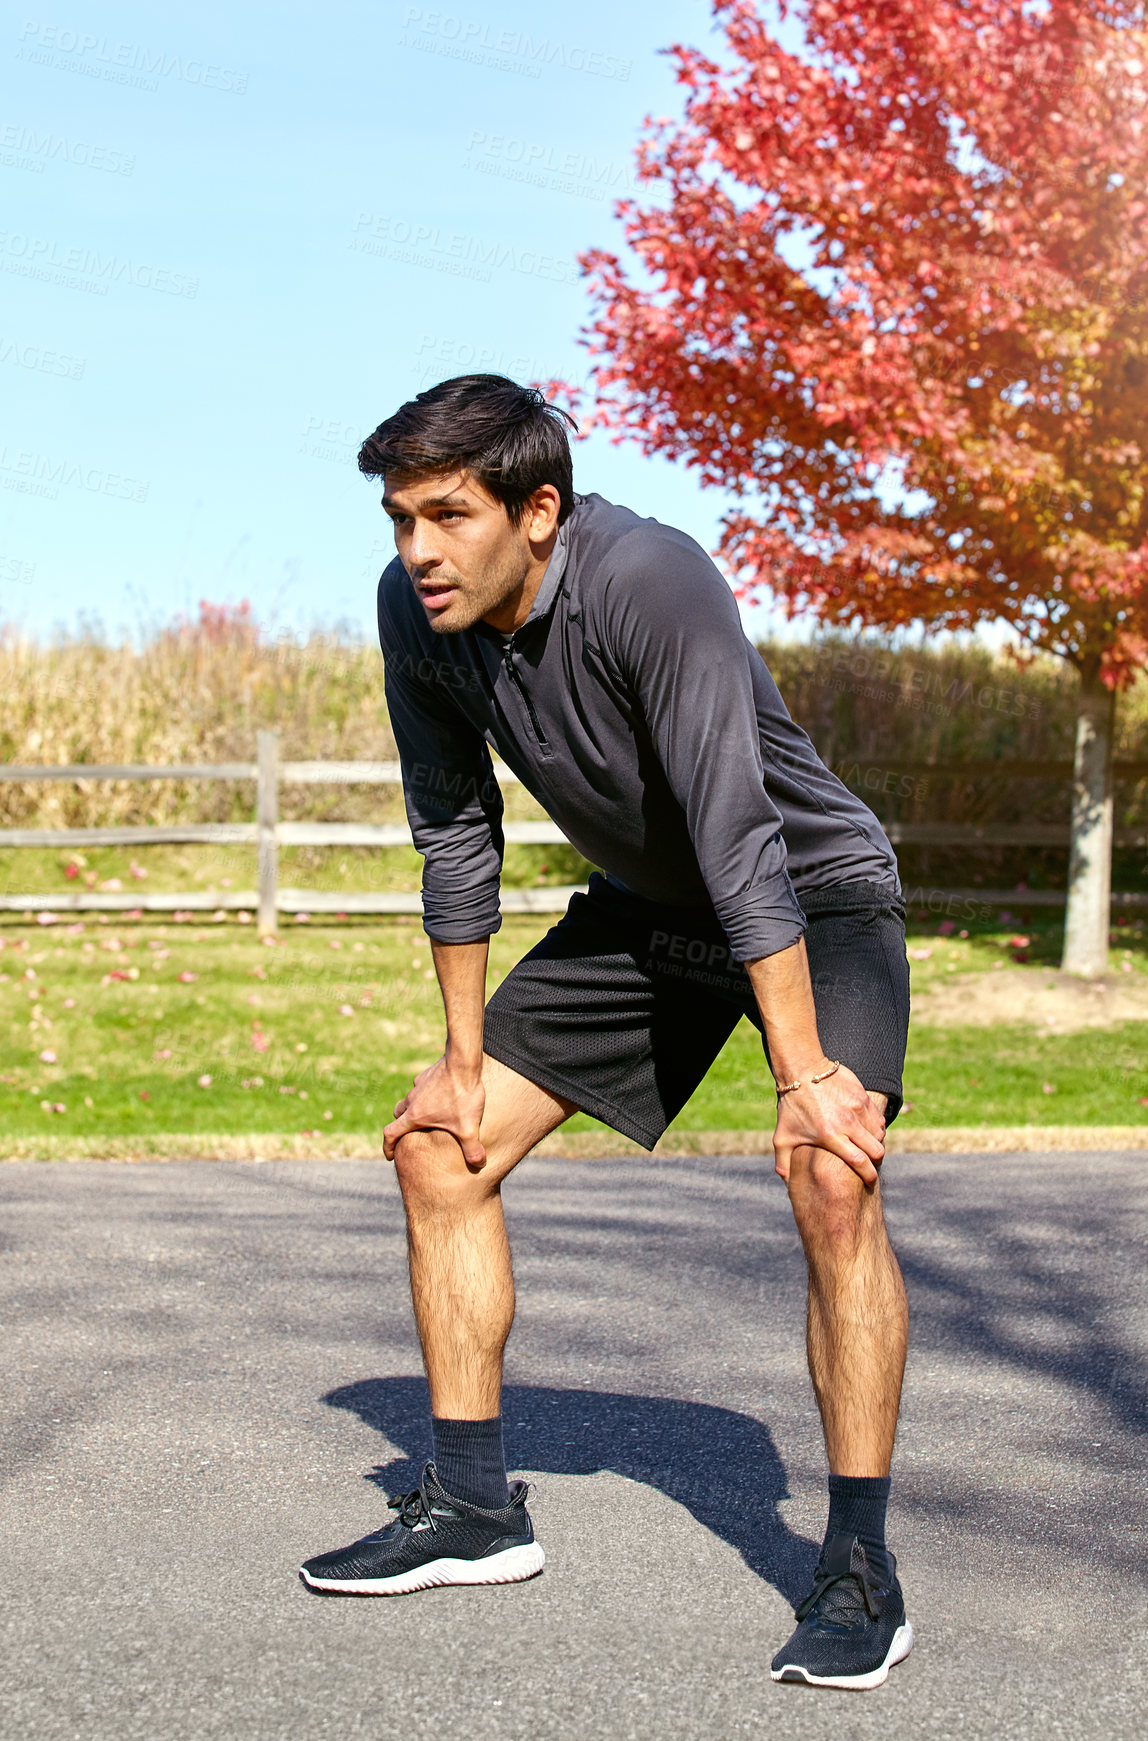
[0,734,1144,929]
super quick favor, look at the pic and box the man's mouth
[418,582,459,612]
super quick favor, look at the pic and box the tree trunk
[1060,662,1115,977]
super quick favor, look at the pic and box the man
[301,375,913,1692]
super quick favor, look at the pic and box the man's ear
[526,485,561,544]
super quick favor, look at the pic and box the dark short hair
[359,374,577,526]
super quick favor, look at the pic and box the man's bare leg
[770,1093,913,1686]
[785,1093,908,1476]
[391,1053,576,1420]
[298,1055,571,1594]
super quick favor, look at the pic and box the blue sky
[3,0,817,642]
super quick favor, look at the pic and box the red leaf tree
[563,0,1148,974]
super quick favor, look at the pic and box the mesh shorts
[483,873,910,1150]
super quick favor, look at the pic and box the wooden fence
[0,732,1145,930]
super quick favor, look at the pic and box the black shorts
[483,873,910,1151]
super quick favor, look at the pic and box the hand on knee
[393,1128,491,1210]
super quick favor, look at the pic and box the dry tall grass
[1,605,1144,838]
[0,604,398,827]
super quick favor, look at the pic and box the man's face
[383,470,533,635]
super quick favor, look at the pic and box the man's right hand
[383,1051,487,1166]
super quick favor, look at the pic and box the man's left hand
[772,1061,886,1186]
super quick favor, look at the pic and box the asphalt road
[1,1150,1145,1740]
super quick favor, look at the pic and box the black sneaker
[299,1463,545,1596]
[770,1533,913,1690]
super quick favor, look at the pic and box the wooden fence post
[257,730,279,936]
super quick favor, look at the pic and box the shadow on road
[323,1376,818,1606]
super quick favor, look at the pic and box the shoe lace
[795,1553,881,1625]
[386,1472,438,1534]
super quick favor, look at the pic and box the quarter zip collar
[520,509,572,629]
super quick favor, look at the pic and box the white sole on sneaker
[771,1619,914,1691]
[299,1541,545,1596]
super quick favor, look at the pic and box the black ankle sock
[824,1474,893,1582]
[430,1416,511,1510]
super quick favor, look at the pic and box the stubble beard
[424,545,529,636]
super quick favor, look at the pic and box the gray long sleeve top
[377,492,899,961]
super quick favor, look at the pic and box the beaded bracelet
[775,1059,841,1099]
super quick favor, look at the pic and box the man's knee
[392,1127,507,1209]
[788,1145,878,1248]
[394,1129,477,1203]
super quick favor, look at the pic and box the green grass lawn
[671,1016,1148,1130]
[0,907,1144,1140]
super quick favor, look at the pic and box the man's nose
[407,523,441,573]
